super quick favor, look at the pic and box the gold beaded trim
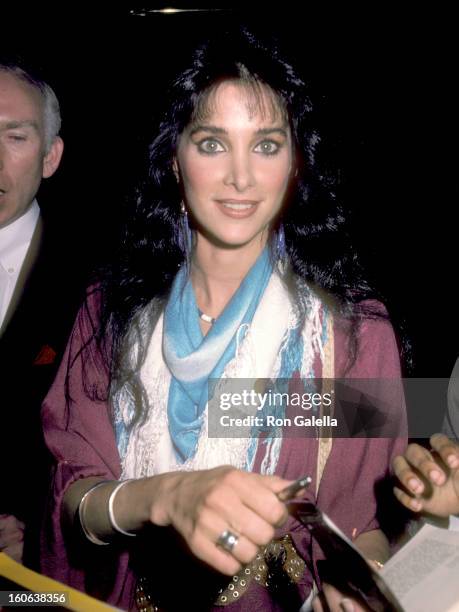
[135,579,163,612]
[215,534,305,606]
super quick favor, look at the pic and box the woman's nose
[223,151,255,192]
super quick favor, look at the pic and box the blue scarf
[163,248,272,462]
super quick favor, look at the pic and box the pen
[277,475,312,502]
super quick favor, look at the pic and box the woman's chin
[195,229,269,253]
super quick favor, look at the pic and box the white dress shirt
[0,200,40,330]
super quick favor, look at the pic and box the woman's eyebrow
[189,125,227,137]
[256,127,288,138]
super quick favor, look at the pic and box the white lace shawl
[119,273,324,479]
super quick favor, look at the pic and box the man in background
[0,63,82,568]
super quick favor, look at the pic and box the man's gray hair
[0,64,61,152]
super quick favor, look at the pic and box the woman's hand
[65,468,294,576]
[393,433,459,517]
[139,466,292,575]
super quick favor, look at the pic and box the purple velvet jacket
[40,293,407,611]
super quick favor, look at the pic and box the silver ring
[216,529,239,553]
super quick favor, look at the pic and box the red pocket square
[33,344,57,366]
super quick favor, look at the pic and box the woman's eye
[197,139,224,154]
[254,140,281,155]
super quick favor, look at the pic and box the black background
[2,3,457,378]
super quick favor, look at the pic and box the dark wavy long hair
[79,27,404,415]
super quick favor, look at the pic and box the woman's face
[175,81,293,252]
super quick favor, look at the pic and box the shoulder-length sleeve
[316,303,408,546]
[253,303,408,603]
[40,289,134,609]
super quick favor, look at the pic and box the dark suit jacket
[0,208,87,567]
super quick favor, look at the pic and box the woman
[41,27,406,611]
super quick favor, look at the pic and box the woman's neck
[191,236,266,319]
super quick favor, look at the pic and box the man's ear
[42,136,64,179]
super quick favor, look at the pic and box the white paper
[382,524,459,612]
